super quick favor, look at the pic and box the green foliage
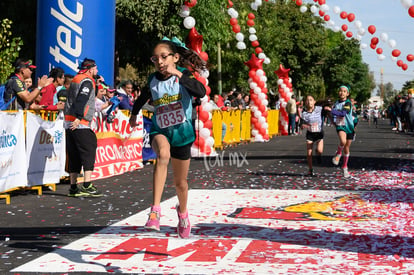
[0,19,22,83]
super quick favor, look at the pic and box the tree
[0,19,23,83]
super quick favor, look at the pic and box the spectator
[95,83,112,114]
[286,94,297,135]
[55,74,73,104]
[3,58,52,110]
[117,80,135,111]
[39,67,65,111]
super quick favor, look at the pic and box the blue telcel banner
[36,0,116,85]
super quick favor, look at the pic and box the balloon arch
[179,0,414,156]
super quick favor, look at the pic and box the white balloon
[355,35,362,41]
[201,95,209,103]
[320,4,329,12]
[249,27,257,34]
[264,58,271,64]
[354,20,362,29]
[288,78,292,83]
[260,76,267,82]
[179,5,190,18]
[251,129,259,136]
[391,56,397,61]
[200,69,210,78]
[281,102,287,108]
[255,134,264,142]
[256,69,264,77]
[263,122,268,129]
[401,0,413,9]
[235,32,244,42]
[360,43,367,49]
[258,53,266,59]
[262,99,269,106]
[259,116,266,124]
[280,83,287,89]
[380,33,389,42]
[255,0,263,6]
[254,87,261,94]
[254,111,261,118]
[328,20,335,26]
[250,106,258,112]
[227,8,238,18]
[310,5,318,14]
[194,119,204,130]
[206,136,215,147]
[200,128,210,139]
[203,102,213,112]
[236,42,246,50]
[388,39,397,48]
[357,28,366,36]
[251,3,258,11]
[333,6,341,14]
[300,6,307,13]
[378,54,386,61]
[258,93,266,100]
[183,16,196,29]
[333,26,341,32]
[249,34,258,41]
[250,82,258,89]
[277,79,284,85]
[284,87,290,94]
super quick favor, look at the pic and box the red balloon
[248,13,255,19]
[376,48,383,54]
[262,111,268,117]
[247,19,255,27]
[263,134,269,140]
[296,0,303,5]
[318,0,326,4]
[397,60,404,67]
[347,13,355,22]
[199,110,209,122]
[324,15,330,21]
[255,47,263,54]
[232,25,241,33]
[409,6,414,18]
[251,117,258,124]
[340,11,348,19]
[319,10,325,17]
[184,0,197,8]
[392,49,401,57]
[204,120,212,129]
[368,25,376,35]
[370,43,376,50]
[204,146,212,155]
[341,24,348,32]
[199,51,209,61]
[194,136,205,148]
[205,85,211,96]
[196,75,207,85]
[251,40,260,47]
[402,63,408,71]
[371,37,379,45]
[229,18,238,26]
[407,54,414,62]
[346,31,353,38]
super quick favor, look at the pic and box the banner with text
[0,111,27,192]
[91,111,144,180]
[26,112,66,186]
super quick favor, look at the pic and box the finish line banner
[91,111,144,180]
[26,112,66,186]
[0,111,27,192]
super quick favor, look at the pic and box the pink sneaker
[176,205,191,238]
[144,206,161,231]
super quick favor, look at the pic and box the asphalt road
[1,118,413,274]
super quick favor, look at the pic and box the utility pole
[380,67,384,107]
[217,42,222,95]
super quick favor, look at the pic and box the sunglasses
[150,53,174,63]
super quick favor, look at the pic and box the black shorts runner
[337,130,355,140]
[151,133,193,160]
[306,131,324,143]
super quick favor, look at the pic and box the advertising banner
[92,111,144,180]
[36,0,116,85]
[142,116,156,162]
[26,112,66,186]
[0,111,27,192]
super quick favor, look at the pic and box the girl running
[129,37,206,238]
[331,85,357,178]
[301,95,330,176]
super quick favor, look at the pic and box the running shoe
[343,167,350,178]
[78,184,103,197]
[176,205,191,238]
[145,206,161,231]
[68,186,81,197]
[307,169,316,177]
[332,154,341,166]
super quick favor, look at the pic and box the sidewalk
[1,119,414,274]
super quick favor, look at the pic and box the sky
[304,0,414,91]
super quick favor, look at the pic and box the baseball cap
[16,60,36,70]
